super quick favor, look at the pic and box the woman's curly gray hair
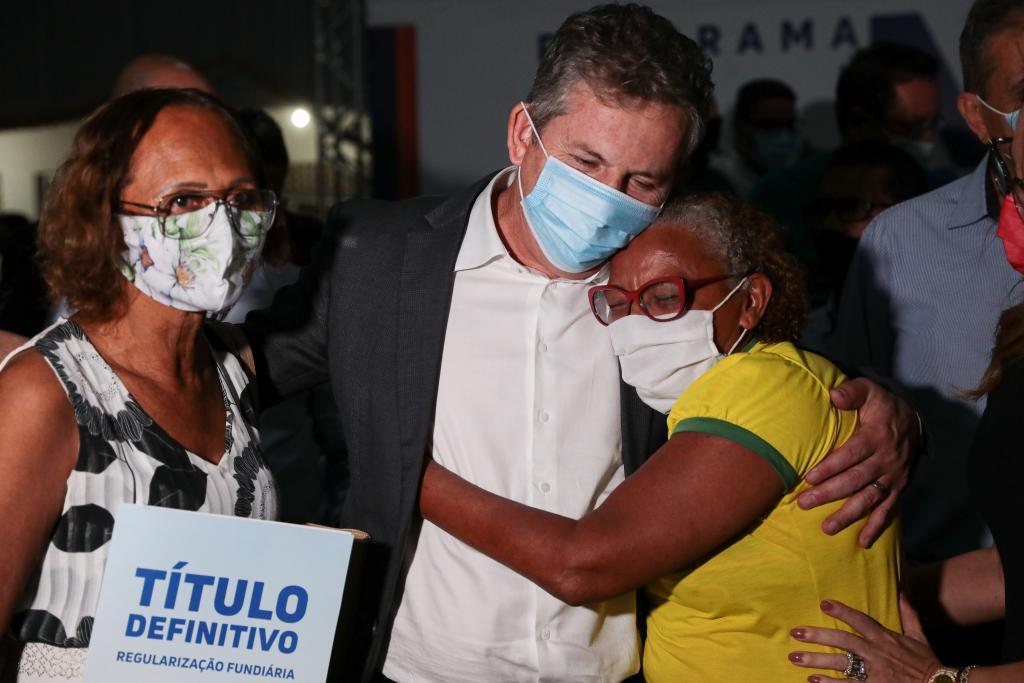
[656,192,808,343]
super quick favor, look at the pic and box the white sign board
[85,504,357,682]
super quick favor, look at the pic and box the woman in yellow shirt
[419,192,901,681]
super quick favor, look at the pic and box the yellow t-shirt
[644,341,901,682]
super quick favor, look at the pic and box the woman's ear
[739,272,772,333]
[507,102,535,166]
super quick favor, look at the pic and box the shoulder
[669,343,848,486]
[0,347,77,465]
[722,340,839,380]
[863,171,979,247]
[327,194,448,235]
[672,343,844,429]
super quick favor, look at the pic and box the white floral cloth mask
[118,202,272,314]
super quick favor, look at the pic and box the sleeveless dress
[0,319,278,682]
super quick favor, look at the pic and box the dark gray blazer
[244,173,666,681]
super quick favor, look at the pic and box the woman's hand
[789,598,942,683]
[798,378,917,547]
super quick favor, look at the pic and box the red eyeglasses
[588,275,738,326]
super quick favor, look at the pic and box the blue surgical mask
[977,94,1021,132]
[890,135,935,167]
[754,128,800,172]
[517,102,661,273]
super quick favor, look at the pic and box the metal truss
[312,0,371,215]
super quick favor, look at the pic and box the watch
[927,668,962,683]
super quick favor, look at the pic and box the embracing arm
[419,431,782,605]
[797,378,918,548]
[0,351,79,635]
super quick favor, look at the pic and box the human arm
[420,430,783,605]
[0,350,79,635]
[905,547,1004,629]
[789,598,1023,683]
[794,198,920,547]
[798,378,918,547]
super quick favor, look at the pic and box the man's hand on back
[797,378,918,548]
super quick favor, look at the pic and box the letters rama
[124,561,309,654]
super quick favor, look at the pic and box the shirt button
[539,412,550,423]
[540,628,551,641]
[538,341,548,353]
[539,482,551,493]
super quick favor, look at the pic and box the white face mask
[118,202,271,315]
[608,277,749,414]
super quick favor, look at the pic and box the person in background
[827,0,1024,664]
[0,88,278,681]
[749,42,941,269]
[709,78,800,197]
[243,4,918,680]
[224,108,340,524]
[674,95,736,195]
[110,53,214,97]
[800,141,928,352]
[418,193,903,682]
[788,109,1024,683]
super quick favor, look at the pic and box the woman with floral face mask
[417,192,902,681]
[0,88,278,681]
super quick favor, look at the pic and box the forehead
[128,106,250,182]
[609,223,725,284]
[983,28,1024,101]
[889,78,939,117]
[546,83,689,170]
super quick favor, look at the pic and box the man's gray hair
[526,3,713,157]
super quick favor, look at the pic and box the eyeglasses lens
[640,280,685,320]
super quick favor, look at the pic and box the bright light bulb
[290,107,311,128]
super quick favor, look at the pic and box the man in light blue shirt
[829,0,1024,562]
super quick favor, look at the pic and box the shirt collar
[454,166,611,285]
[455,167,517,272]
[948,155,994,230]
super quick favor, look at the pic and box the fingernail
[809,677,822,683]
[821,600,834,611]
[823,521,838,534]
[790,628,806,639]
[834,386,847,398]
[789,652,804,663]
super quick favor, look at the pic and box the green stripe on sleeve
[672,417,799,491]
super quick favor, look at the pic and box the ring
[843,651,868,680]
[871,480,890,497]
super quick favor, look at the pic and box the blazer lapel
[395,173,498,484]
[620,379,666,474]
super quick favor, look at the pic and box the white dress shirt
[382,169,639,682]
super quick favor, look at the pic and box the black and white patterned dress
[0,319,277,682]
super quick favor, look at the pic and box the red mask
[997,191,1024,274]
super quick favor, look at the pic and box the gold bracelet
[959,664,978,682]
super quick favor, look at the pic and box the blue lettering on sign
[125,561,313,655]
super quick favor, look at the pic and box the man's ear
[957,92,993,144]
[739,273,772,332]
[507,103,535,166]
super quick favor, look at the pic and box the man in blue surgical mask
[243,4,919,681]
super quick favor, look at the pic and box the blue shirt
[828,158,1023,562]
